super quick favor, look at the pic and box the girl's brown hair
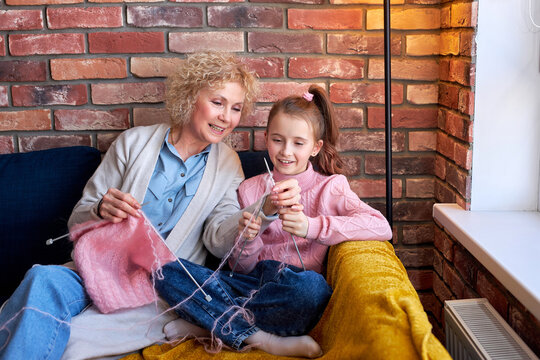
[166,52,258,129]
[267,85,344,176]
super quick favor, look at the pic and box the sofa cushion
[0,146,101,303]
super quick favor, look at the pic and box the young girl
[155,85,392,358]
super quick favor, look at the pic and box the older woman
[0,52,301,360]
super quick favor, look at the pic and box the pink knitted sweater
[71,212,176,314]
[229,163,393,274]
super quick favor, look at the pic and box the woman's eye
[295,142,304,146]
[212,101,222,106]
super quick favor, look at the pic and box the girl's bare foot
[245,330,322,358]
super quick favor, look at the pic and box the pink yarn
[71,213,176,314]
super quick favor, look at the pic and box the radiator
[444,299,538,360]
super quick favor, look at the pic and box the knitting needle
[263,158,306,272]
[45,233,70,245]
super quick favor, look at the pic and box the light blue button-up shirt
[142,129,210,239]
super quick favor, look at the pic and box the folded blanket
[121,241,451,359]
[71,213,176,314]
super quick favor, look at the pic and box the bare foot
[245,330,323,358]
[164,318,210,340]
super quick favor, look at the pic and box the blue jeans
[0,265,90,360]
[155,259,332,350]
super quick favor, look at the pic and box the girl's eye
[272,138,282,143]
[233,107,242,112]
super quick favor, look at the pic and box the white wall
[471,0,540,211]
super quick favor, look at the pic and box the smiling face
[265,112,323,175]
[181,82,246,153]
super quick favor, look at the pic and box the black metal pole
[383,0,393,230]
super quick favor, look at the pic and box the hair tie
[302,92,314,102]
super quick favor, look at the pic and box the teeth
[210,124,224,132]
[280,160,293,164]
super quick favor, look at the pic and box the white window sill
[433,203,540,321]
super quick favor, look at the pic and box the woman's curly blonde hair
[165,52,258,128]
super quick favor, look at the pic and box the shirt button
[180,173,185,177]
[158,222,163,226]
[168,198,172,202]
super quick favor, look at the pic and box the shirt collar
[163,128,211,160]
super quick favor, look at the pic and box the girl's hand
[98,188,141,223]
[238,211,262,240]
[278,206,309,238]
[262,178,301,216]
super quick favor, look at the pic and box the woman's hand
[278,206,309,238]
[262,178,301,216]
[238,211,262,240]
[98,188,141,223]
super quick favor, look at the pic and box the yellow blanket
[122,241,451,360]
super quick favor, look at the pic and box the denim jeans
[0,265,90,360]
[155,259,332,350]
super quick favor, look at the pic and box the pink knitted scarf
[70,213,176,314]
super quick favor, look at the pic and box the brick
[402,223,434,245]
[444,111,472,142]
[0,86,7,107]
[289,57,364,79]
[443,262,467,298]
[349,178,402,198]
[55,109,129,130]
[340,154,362,176]
[407,269,433,291]
[366,8,440,30]
[368,107,437,129]
[252,0,322,3]
[288,9,362,29]
[449,59,473,86]
[418,292,442,324]
[51,58,127,80]
[440,31,460,55]
[0,37,4,56]
[47,7,122,29]
[335,107,363,128]
[330,83,403,105]
[91,0,160,2]
[453,141,472,170]
[433,248,444,277]
[133,107,168,127]
[0,136,14,154]
[409,131,437,151]
[434,154,447,180]
[508,305,540,355]
[458,88,475,115]
[365,154,435,176]
[127,6,202,28]
[433,274,454,303]
[369,58,439,81]
[331,0,404,3]
[395,247,434,267]
[92,82,165,104]
[209,6,282,28]
[6,0,82,4]
[9,33,84,55]
[406,34,439,56]
[170,32,243,53]
[446,162,471,198]
[338,131,405,152]
[248,32,323,54]
[0,10,43,30]
[405,178,434,198]
[241,57,284,78]
[327,33,401,55]
[451,1,478,28]
[434,225,454,261]
[407,84,438,105]
[438,83,459,110]
[453,244,477,287]
[97,132,120,152]
[394,200,434,221]
[253,130,266,151]
[0,60,46,82]
[89,32,164,54]
[131,57,184,78]
[476,270,508,319]
[434,179,456,203]
[460,30,476,56]
[239,105,270,128]
[19,135,91,152]
[439,58,450,82]
[12,85,87,107]
[0,109,50,131]
[257,82,314,102]
[223,130,250,151]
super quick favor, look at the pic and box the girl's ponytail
[308,85,344,176]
